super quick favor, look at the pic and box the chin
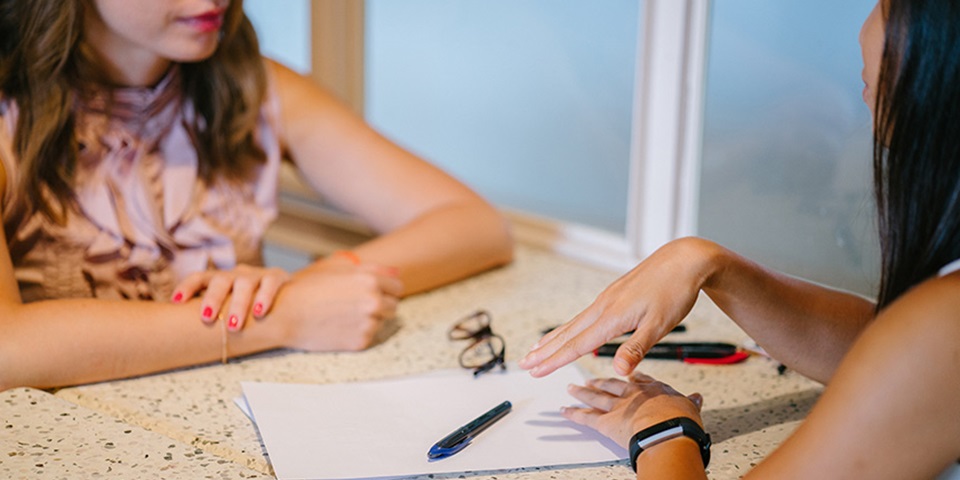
[164,39,221,63]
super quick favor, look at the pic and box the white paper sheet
[241,365,626,479]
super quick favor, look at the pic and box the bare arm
[561,273,960,479]
[268,59,513,295]
[0,241,399,390]
[0,185,292,390]
[0,172,397,391]
[745,273,960,479]
[522,237,874,383]
[0,298,284,391]
[701,239,875,383]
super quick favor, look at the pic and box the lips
[180,9,225,33]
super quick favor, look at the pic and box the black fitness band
[628,417,711,472]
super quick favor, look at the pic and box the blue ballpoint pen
[427,400,512,460]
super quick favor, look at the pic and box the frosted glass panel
[365,0,641,234]
[245,0,311,74]
[698,0,879,295]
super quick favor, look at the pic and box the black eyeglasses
[448,310,506,377]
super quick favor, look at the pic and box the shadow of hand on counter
[701,388,822,443]
[371,317,402,347]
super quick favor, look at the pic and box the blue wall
[698,0,880,293]
[365,0,641,234]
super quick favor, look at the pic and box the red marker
[595,342,749,365]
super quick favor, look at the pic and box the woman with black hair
[521,0,960,478]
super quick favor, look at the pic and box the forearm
[698,239,875,383]
[349,199,513,295]
[0,299,286,391]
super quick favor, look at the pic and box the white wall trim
[677,0,711,238]
[627,0,711,258]
[504,210,635,273]
[268,167,635,273]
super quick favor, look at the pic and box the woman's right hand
[270,259,404,351]
[562,372,705,449]
[520,237,722,377]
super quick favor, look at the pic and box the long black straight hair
[874,0,960,309]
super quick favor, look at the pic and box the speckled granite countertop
[5,246,823,479]
[0,387,267,479]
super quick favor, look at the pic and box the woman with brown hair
[0,0,512,390]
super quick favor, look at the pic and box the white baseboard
[266,170,638,274]
[503,210,637,273]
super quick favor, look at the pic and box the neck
[96,54,172,87]
[82,10,172,87]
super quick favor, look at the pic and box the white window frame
[511,0,710,271]
[628,0,710,259]
[268,0,713,272]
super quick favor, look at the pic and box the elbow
[481,205,515,268]
[0,340,16,393]
[0,307,31,392]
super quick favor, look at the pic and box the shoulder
[260,56,364,150]
[262,57,314,112]
[858,274,960,382]
[754,274,960,477]
[262,57,314,93]
[880,272,960,337]
[261,57,349,118]
[854,272,960,415]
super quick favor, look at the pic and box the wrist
[312,250,362,270]
[634,435,708,479]
[258,283,299,349]
[681,237,729,292]
[663,237,726,291]
[629,417,711,472]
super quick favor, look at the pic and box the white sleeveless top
[939,259,960,277]
[935,258,960,480]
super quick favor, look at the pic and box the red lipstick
[180,8,225,33]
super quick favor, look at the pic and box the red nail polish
[228,315,239,330]
[253,303,263,316]
[172,292,183,303]
[202,306,213,319]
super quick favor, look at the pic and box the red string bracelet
[333,250,362,266]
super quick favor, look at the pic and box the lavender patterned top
[0,67,282,302]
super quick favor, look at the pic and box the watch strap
[628,417,711,472]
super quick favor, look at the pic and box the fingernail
[530,365,543,377]
[614,357,630,374]
[519,354,532,368]
[202,306,213,319]
[253,302,264,316]
[172,292,183,303]
[228,315,239,330]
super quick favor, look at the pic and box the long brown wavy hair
[0,0,267,221]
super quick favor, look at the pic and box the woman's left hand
[562,372,704,448]
[171,264,291,331]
